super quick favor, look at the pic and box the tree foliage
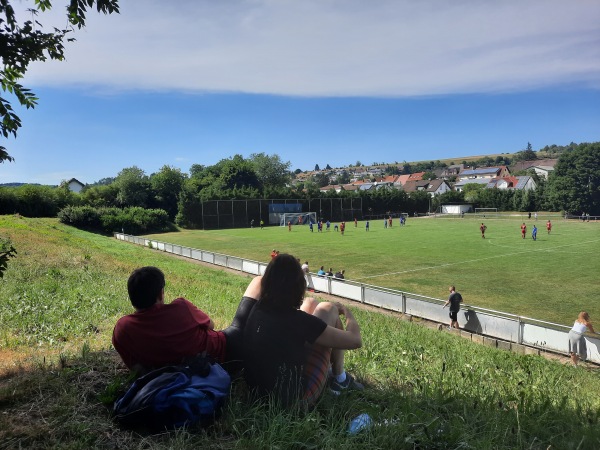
[0,237,16,278]
[150,165,187,220]
[0,0,119,162]
[546,142,600,214]
[249,152,290,189]
[114,166,150,208]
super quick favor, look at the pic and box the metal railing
[114,233,600,364]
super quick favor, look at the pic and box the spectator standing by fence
[442,286,463,330]
[568,312,595,366]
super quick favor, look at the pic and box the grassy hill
[0,215,599,449]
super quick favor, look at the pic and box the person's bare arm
[314,304,362,350]
[243,275,262,300]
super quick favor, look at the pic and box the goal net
[280,212,317,226]
[475,208,498,213]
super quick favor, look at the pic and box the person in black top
[243,254,363,407]
[334,269,345,280]
[442,285,463,329]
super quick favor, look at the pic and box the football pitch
[144,214,600,326]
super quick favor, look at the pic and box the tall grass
[0,215,599,449]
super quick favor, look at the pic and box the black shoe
[329,373,364,395]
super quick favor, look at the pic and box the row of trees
[1,142,598,228]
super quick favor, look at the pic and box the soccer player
[521,223,527,239]
[532,225,538,241]
[546,220,552,234]
[288,221,292,232]
[365,220,370,231]
[480,223,487,239]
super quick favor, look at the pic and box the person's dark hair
[127,266,165,309]
[260,253,306,310]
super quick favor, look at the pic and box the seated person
[243,254,363,407]
[317,266,326,276]
[112,266,258,375]
[325,267,334,277]
[334,269,345,280]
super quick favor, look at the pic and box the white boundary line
[354,238,600,280]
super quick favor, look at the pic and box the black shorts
[449,311,458,321]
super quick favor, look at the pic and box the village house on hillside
[511,159,558,179]
[299,160,541,196]
[402,179,452,196]
[66,178,85,193]
[457,166,511,181]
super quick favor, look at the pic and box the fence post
[402,292,406,315]
[361,284,365,304]
[518,316,523,345]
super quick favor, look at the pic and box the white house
[66,178,85,193]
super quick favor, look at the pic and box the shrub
[58,206,172,234]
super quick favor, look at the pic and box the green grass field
[144,214,600,326]
[1,215,599,449]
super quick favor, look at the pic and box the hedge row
[58,206,173,235]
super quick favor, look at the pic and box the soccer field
[144,215,600,326]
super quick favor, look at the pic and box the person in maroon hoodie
[113,266,258,375]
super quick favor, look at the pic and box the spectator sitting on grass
[242,254,363,407]
[112,266,259,376]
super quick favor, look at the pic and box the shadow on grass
[0,349,598,450]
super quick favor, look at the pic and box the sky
[1,0,599,185]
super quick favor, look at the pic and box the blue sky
[1,0,599,184]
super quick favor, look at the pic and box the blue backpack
[113,356,231,430]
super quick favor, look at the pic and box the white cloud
[18,0,600,96]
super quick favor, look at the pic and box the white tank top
[572,321,587,333]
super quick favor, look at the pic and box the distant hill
[0,183,45,187]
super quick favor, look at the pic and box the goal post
[279,212,317,226]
